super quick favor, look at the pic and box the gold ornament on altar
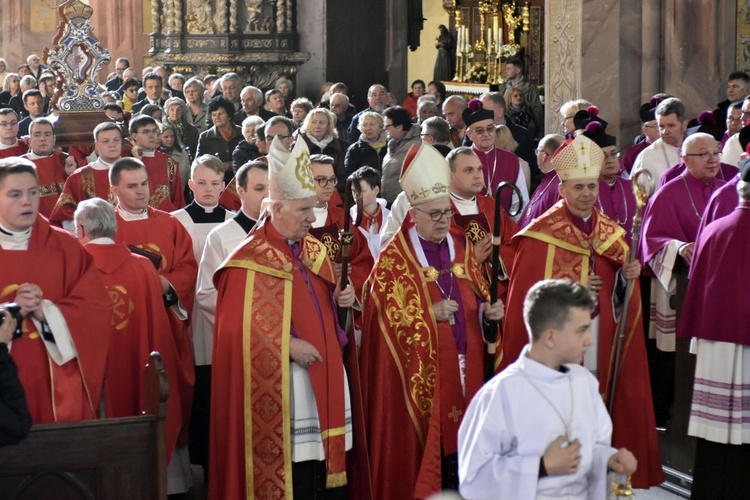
[186,0,215,34]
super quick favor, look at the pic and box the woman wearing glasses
[296,108,346,192]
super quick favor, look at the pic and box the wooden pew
[0,352,169,500]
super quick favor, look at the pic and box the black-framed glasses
[267,134,291,142]
[413,207,452,221]
[684,151,721,161]
[314,176,337,187]
[470,126,495,136]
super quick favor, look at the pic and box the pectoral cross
[448,406,462,423]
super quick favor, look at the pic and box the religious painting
[738,1,750,72]
[30,0,59,32]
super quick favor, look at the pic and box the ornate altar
[41,0,109,146]
[149,0,309,88]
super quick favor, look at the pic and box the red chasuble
[209,218,348,499]
[0,140,28,158]
[502,200,663,488]
[49,166,115,224]
[113,207,197,442]
[21,152,69,218]
[360,224,490,499]
[0,216,111,423]
[84,242,185,461]
[140,151,186,212]
[218,176,242,212]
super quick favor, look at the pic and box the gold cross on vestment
[448,406,462,423]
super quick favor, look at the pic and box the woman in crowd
[0,73,20,108]
[504,87,539,139]
[344,111,387,175]
[196,96,243,183]
[495,124,531,189]
[163,97,199,160]
[559,98,593,137]
[427,80,447,110]
[290,97,314,129]
[159,123,191,201]
[401,79,426,118]
[296,107,346,191]
[183,77,208,134]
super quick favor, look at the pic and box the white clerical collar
[195,200,219,213]
[0,140,19,150]
[450,191,478,215]
[87,237,115,245]
[312,204,328,228]
[91,158,116,170]
[0,222,32,250]
[519,345,569,380]
[583,213,592,223]
[26,151,53,160]
[117,206,149,221]
[140,149,156,158]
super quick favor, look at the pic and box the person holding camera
[0,307,31,446]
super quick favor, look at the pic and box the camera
[0,303,24,340]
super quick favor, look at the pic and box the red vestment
[114,207,197,443]
[0,140,28,158]
[322,204,374,303]
[218,176,241,212]
[0,216,111,423]
[502,200,663,488]
[360,224,490,499]
[84,242,185,461]
[49,166,115,224]
[209,219,348,499]
[21,151,69,218]
[140,151,186,212]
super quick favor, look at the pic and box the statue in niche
[433,25,454,82]
[245,0,271,32]
[187,0,216,34]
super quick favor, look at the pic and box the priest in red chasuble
[0,158,111,424]
[109,157,197,494]
[74,197,184,463]
[360,142,505,498]
[21,118,77,218]
[502,134,663,488]
[49,121,123,230]
[209,137,355,499]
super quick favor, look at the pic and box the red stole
[360,225,489,498]
[50,166,114,224]
[0,140,28,158]
[140,151,186,211]
[22,152,68,218]
[0,216,111,423]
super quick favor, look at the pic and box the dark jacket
[347,107,376,143]
[105,76,123,92]
[232,108,277,126]
[298,133,347,192]
[344,138,387,176]
[232,140,261,173]
[196,125,244,183]
[131,98,167,114]
[0,344,31,447]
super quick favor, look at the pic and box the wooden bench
[0,352,169,500]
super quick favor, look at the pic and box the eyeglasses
[603,151,621,160]
[384,123,396,129]
[535,147,545,154]
[470,126,495,136]
[137,128,160,135]
[266,134,291,142]
[684,151,721,160]
[728,117,743,124]
[642,123,657,129]
[314,176,337,187]
[562,116,575,122]
[0,121,18,128]
[413,207,452,221]
[420,133,433,138]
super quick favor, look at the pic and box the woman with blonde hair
[297,107,346,191]
[344,111,387,176]
[0,73,21,108]
[504,87,538,139]
[495,124,530,188]
[559,98,593,136]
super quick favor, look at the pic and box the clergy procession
[2,14,750,498]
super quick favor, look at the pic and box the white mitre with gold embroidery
[552,134,604,181]
[267,136,316,200]
[399,142,451,206]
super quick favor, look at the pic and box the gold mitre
[399,142,450,206]
[552,134,604,181]
[268,136,316,200]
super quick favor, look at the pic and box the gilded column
[276,0,286,33]
[173,0,182,33]
[151,0,161,33]
[285,0,293,32]
[229,0,238,33]
[217,0,228,33]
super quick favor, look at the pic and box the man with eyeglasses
[621,96,667,174]
[633,97,688,185]
[722,96,750,166]
[709,71,750,137]
[419,116,452,156]
[347,83,389,143]
[129,115,185,212]
[518,134,564,228]
[639,133,726,423]
[464,99,528,219]
[105,57,130,92]
[503,134,663,489]
[360,142,504,498]
[0,108,28,158]
[722,103,744,147]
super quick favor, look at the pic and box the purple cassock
[471,145,520,211]
[518,170,560,227]
[658,162,738,188]
[678,201,750,345]
[695,174,740,247]
[597,176,637,245]
[621,139,650,174]
[639,172,725,264]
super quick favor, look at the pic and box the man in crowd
[518,134,565,227]
[711,71,750,136]
[17,89,45,138]
[621,96,666,174]
[502,134,663,488]
[234,85,275,125]
[105,57,130,92]
[348,84,389,142]
[360,142,504,498]
[480,92,538,176]
[209,138,354,498]
[50,121,123,230]
[380,106,422,205]
[0,109,28,158]
[722,96,750,166]
[265,88,286,116]
[131,72,167,113]
[0,158,111,424]
[419,116,453,156]
[20,118,77,218]
[633,97,687,184]
[442,95,468,147]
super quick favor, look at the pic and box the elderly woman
[505,87,538,139]
[232,115,264,173]
[296,107,346,191]
[196,96,243,183]
[290,97,313,129]
[275,76,295,103]
[559,98,592,137]
[495,124,530,189]
[183,77,207,133]
[344,111,387,176]
[163,97,199,159]
[427,80,446,109]
[0,73,20,108]
[9,75,37,118]
[159,123,191,198]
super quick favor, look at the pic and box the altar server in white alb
[458,279,637,500]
